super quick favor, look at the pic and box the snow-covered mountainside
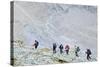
[13,43,96,66]
[13,1,97,66]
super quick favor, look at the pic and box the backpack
[88,50,91,55]
[77,47,80,52]
[65,45,69,50]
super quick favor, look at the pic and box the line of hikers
[33,40,92,61]
[53,43,92,60]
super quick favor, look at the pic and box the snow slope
[13,43,96,66]
[13,1,97,65]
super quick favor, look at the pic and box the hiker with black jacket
[53,43,57,53]
[34,40,39,49]
[86,49,92,60]
[59,44,64,54]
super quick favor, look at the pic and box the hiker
[75,46,80,57]
[53,43,57,53]
[59,44,64,54]
[86,49,92,60]
[65,45,70,55]
[33,40,39,49]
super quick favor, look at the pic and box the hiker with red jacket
[65,45,70,55]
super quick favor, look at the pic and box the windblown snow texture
[13,1,97,66]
